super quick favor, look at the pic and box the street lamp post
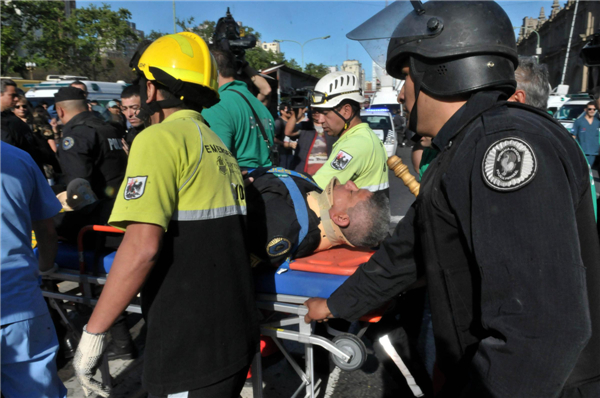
[25,62,37,80]
[514,26,542,57]
[274,35,331,69]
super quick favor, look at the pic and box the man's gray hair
[344,191,390,248]
[514,56,550,110]
[1,79,16,94]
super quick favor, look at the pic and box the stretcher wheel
[330,334,367,371]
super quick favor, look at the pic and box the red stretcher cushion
[289,246,375,275]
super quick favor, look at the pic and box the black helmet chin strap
[331,105,358,136]
[133,67,188,125]
[408,57,424,135]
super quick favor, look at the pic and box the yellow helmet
[137,32,219,96]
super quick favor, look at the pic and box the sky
[78,0,557,81]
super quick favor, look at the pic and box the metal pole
[173,1,176,33]
[561,0,580,85]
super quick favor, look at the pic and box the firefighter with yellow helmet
[72,33,259,398]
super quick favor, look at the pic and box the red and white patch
[331,150,353,170]
[124,176,147,200]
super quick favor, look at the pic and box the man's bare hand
[304,297,333,323]
[295,107,307,121]
[121,138,130,156]
[241,170,254,187]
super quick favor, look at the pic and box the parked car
[554,96,592,131]
[360,109,397,157]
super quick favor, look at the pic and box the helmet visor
[346,1,443,68]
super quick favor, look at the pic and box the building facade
[517,0,600,94]
[342,60,365,91]
[259,42,280,54]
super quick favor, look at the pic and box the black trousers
[147,363,250,398]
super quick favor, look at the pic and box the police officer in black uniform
[305,2,600,397]
[55,87,127,200]
[53,87,133,360]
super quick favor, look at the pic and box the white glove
[73,325,111,397]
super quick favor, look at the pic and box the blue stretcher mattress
[35,243,116,274]
[43,244,348,298]
[254,270,349,298]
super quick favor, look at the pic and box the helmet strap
[135,75,185,125]
[408,58,425,134]
[331,105,358,136]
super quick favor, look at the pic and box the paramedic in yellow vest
[72,34,259,398]
[311,71,389,194]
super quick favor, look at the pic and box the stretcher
[39,226,383,398]
[252,246,384,398]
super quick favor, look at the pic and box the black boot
[106,339,138,361]
[61,332,77,359]
[107,314,138,361]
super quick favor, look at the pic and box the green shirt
[202,80,275,169]
[313,122,389,192]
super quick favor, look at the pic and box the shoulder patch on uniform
[266,236,291,257]
[482,137,537,191]
[62,137,75,151]
[124,176,148,200]
[331,150,353,170]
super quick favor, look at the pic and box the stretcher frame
[41,225,374,398]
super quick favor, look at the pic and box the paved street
[59,146,423,398]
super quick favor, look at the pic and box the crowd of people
[1,1,600,398]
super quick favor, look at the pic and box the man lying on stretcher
[245,168,390,267]
[52,169,390,265]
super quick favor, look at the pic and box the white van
[25,79,128,108]
[360,109,398,158]
[369,80,404,115]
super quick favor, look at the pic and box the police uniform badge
[124,176,148,200]
[266,236,291,257]
[331,150,353,170]
[62,137,75,151]
[482,137,537,191]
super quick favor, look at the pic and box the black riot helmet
[348,1,518,133]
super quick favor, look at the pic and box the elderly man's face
[1,85,18,112]
[330,179,372,215]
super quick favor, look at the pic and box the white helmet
[311,71,366,109]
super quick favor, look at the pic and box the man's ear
[330,210,350,228]
[56,105,64,120]
[511,89,527,104]
[146,80,157,104]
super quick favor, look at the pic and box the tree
[303,63,330,79]
[65,4,139,79]
[2,2,139,79]
[1,1,64,76]
[285,59,302,72]
[146,30,167,42]
[245,47,287,71]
